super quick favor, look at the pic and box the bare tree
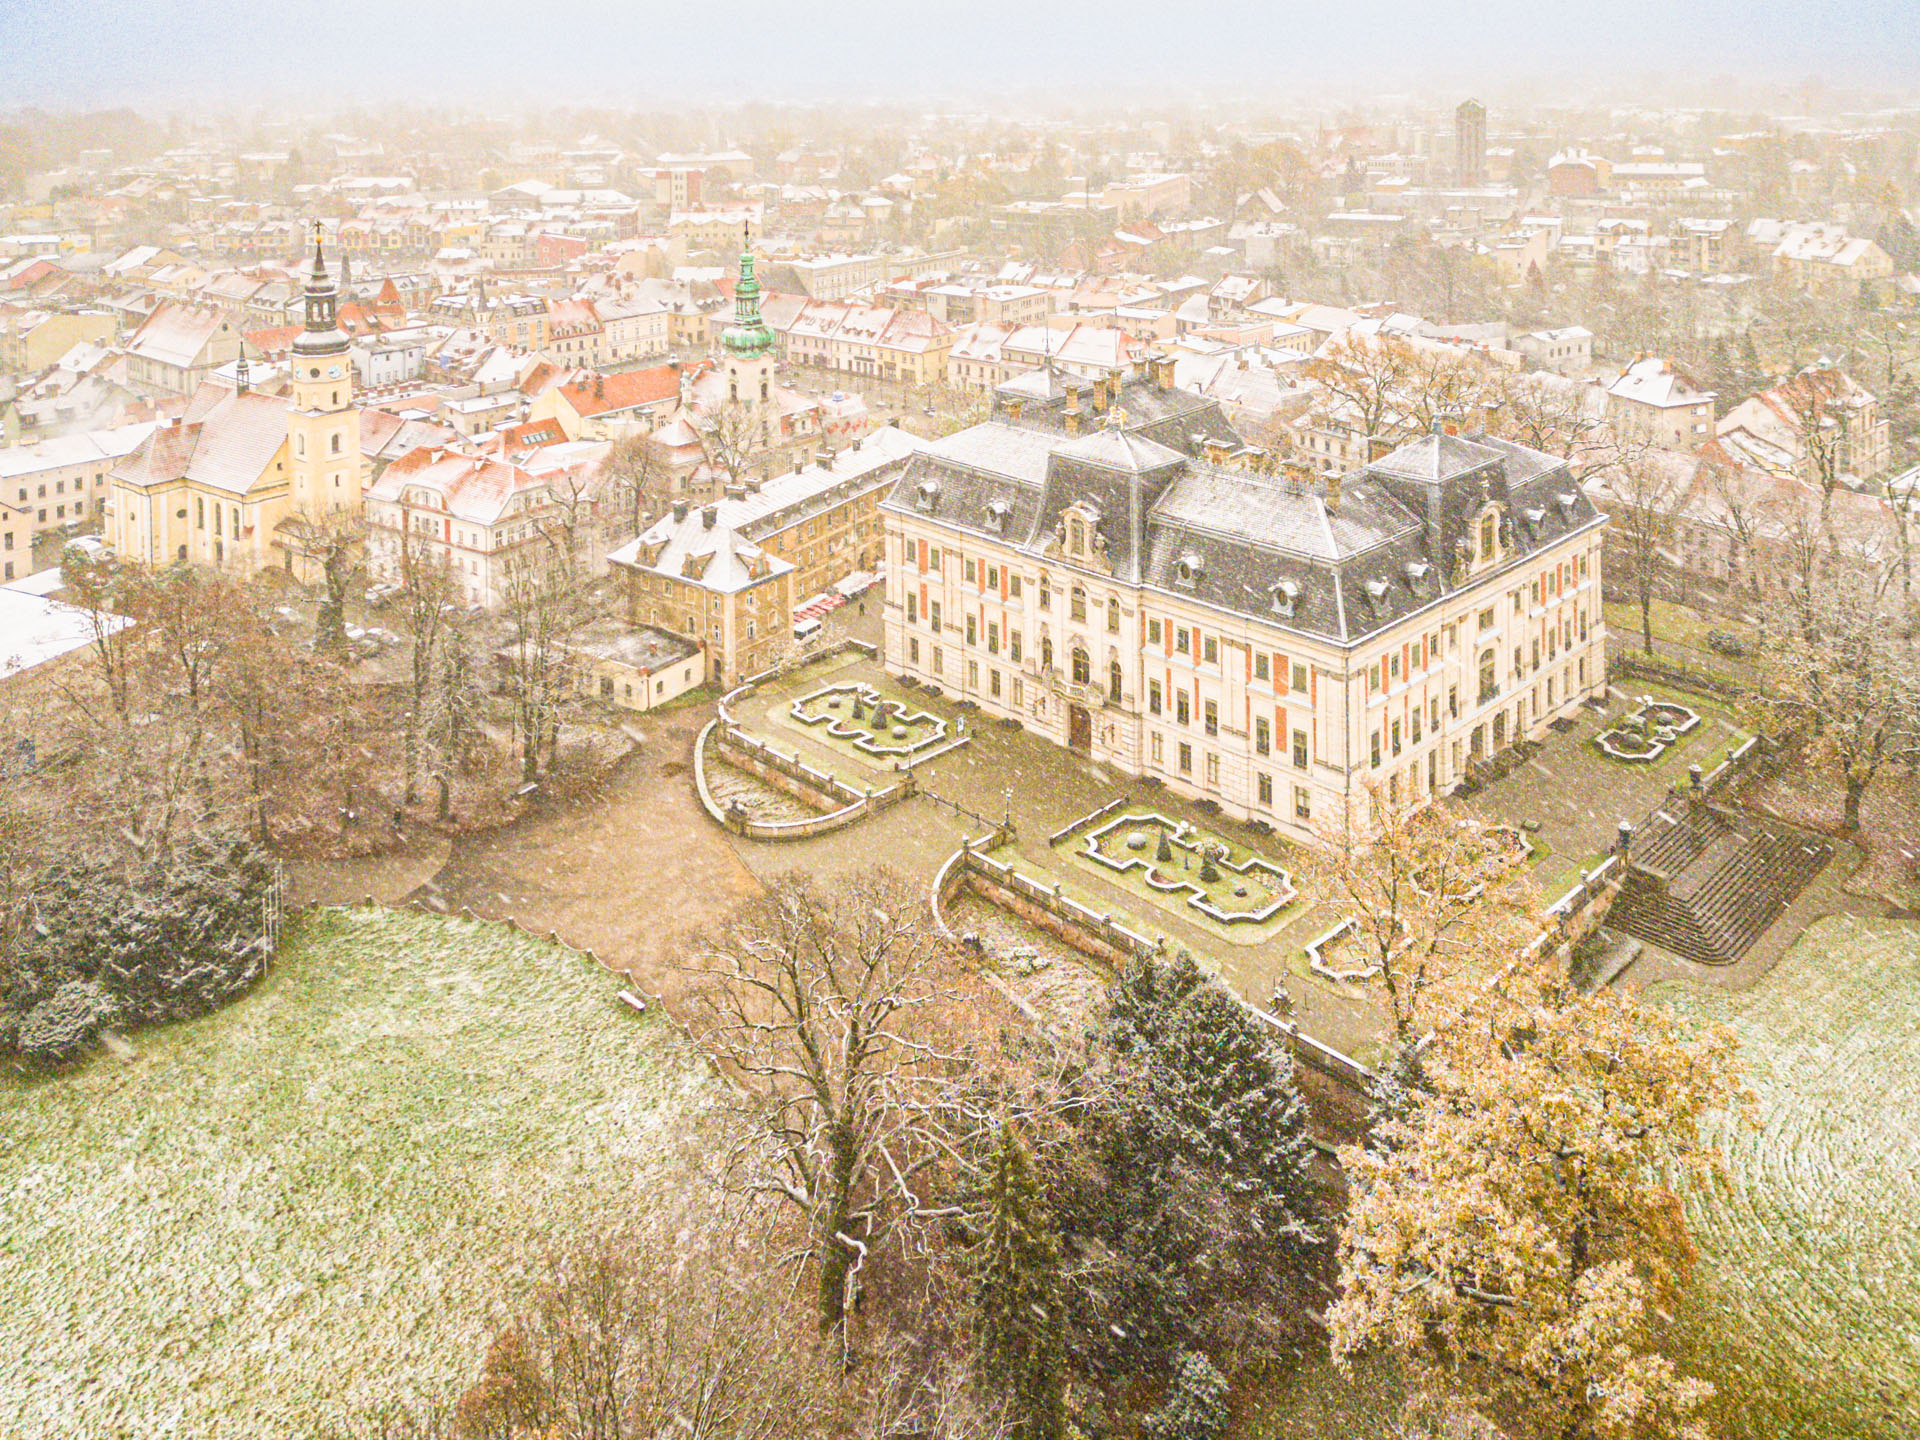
[679,869,1008,1340]
[1597,451,1685,654]
[695,396,766,489]
[601,432,669,543]
[455,1187,837,1440]
[394,535,461,808]
[1758,548,1919,832]
[289,507,369,654]
[1303,333,1419,449]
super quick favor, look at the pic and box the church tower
[718,228,776,464]
[287,222,362,520]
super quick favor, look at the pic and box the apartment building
[0,422,155,579]
[880,371,1608,838]
[363,446,606,608]
[1606,357,1716,452]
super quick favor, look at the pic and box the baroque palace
[879,364,1608,839]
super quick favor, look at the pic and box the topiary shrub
[1198,854,1221,885]
[1156,832,1175,864]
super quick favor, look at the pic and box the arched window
[1069,518,1084,552]
[1041,637,1054,671]
[1070,586,1087,622]
[1479,512,1497,558]
[1108,659,1123,702]
[1106,598,1120,633]
[295,434,305,458]
[330,433,341,454]
[1072,647,1090,685]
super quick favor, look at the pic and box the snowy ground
[1654,914,1920,1439]
[0,907,719,1439]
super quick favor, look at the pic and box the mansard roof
[883,414,1601,647]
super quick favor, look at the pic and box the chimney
[1006,397,1024,422]
[1324,472,1343,514]
[1203,438,1230,465]
[725,483,746,501]
[672,499,689,522]
[1283,460,1312,493]
[1369,435,1396,461]
[701,504,718,529]
[1154,355,1176,391]
[1092,375,1109,413]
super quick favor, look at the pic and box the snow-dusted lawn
[0,907,719,1439]
[1654,915,1920,1439]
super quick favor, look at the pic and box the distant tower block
[1455,98,1487,186]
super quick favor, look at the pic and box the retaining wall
[693,718,913,841]
[933,839,1376,1096]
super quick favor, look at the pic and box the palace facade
[879,366,1608,838]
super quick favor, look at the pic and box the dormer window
[986,499,1012,534]
[1270,578,1301,617]
[1479,513,1496,557]
[914,480,940,513]
[1403,560,1430,589]
[1069,517,1084,552]
[1363,577,1390,612]
[1174,553,1204,590]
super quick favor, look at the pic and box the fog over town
[1,3,1917,1439]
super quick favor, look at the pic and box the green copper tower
[720,226,775,359]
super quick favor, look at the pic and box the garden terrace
[790,681,948,760]
[1596,696,1702,763]
[1067,806,1298,925]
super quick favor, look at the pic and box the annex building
[879,367,1608,839]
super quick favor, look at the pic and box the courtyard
[1463,680,1756,901]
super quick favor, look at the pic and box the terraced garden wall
[693,719,914,840]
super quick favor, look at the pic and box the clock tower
[288,222,362,520]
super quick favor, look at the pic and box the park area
[1654,914,1920,1440]
[0,906,719,1439]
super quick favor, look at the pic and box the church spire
[293,219,349,359]
[719,222,775,360]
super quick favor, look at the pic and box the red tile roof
[557,364,680,416]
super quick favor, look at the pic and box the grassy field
[0,907,719,1439]
[1653,915,1920,1440]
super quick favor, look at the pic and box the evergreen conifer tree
[1055,951,1320,1368]
[975,1124,1069,1440]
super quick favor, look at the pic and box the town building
[123,302,246,397]
[1713,366,1892,484]
[106,227,363,579]
[879,369,1608,837]
[609,427,918,686]
[779,299,952,385]
[1606,357,1716,452]
[1455,100,1487,186]
[363,444,607,608]
[0,421,155,579]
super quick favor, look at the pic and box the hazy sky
[2,0,1915,109]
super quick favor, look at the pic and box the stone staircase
[1607,800,1831,965]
